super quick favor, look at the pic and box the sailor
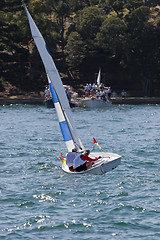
[84,84,89,97]
[107,87,112,99]
[84,84,89,92]
[65,88,71,101]
[105,89,109,100]
[100,90,105,100]
[88,84,92,95]
[112,90,116,98]
[121,89,127,98]
[96,90,100,99]
[100,83,104,90]
[45,86,50,99]
[92,83,96,93]
[73,150,101,172]
[90,89,94,97]
[66,147,79,171]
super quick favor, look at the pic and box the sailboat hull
[80,98,112,108]
[62,152,121,175]
[44,99,54,108]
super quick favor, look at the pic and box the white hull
[62,152,121,175]
[80,98,112,108]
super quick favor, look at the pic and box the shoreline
[0,97,44,106]
[0,97,160,106]
[111,97,160,105]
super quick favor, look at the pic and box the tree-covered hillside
[0,0,160,97]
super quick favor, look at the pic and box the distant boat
[80,68,112,108]
[23,2,121,174]
[44,84,77,108]
[80,97,112,108]
[44,98,54,108]
[44,98,76,108]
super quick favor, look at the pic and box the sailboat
[23,2,121,175]
[79,68,112,108]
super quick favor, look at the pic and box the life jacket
[73,154,87,168]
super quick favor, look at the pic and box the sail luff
[23,2,83,151]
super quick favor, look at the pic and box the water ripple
[0,105,160,239]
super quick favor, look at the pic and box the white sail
[97,68,101,86]
[23,2,83,152]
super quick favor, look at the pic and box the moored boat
[79,97,112,108]
[79,68,112,108]
[44,98,54,108]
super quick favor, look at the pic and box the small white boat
[62,152,121,175]
[80,97,112,108]
[23,2,121,175]
[80,68,112,108]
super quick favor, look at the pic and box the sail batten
[23,2,83,151]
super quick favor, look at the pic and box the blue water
[0,104,160,240]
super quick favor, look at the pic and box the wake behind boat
[23,2,121,175]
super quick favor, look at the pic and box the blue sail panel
[59,121,72,142]
[49,83,58,103]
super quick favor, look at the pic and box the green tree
[27,0,60,51]
[64,31,86,68]
[1,0,159,96]
[124,6,156,96]
[22,0,62,91]
[96,4,160,96]
[0,0,29,92]
[45,0,70,51]
[75,6,105,52]
[68,0,91,11]
[105,0,125,16]
[96,15,127,56]
[124,0,143,13]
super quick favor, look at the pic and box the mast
[97,68,101,86]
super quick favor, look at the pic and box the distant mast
[97,68,101,86]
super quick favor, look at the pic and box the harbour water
[0,104,160,239]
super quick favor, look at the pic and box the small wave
[33,194,57,203]
[18,201,35,207]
